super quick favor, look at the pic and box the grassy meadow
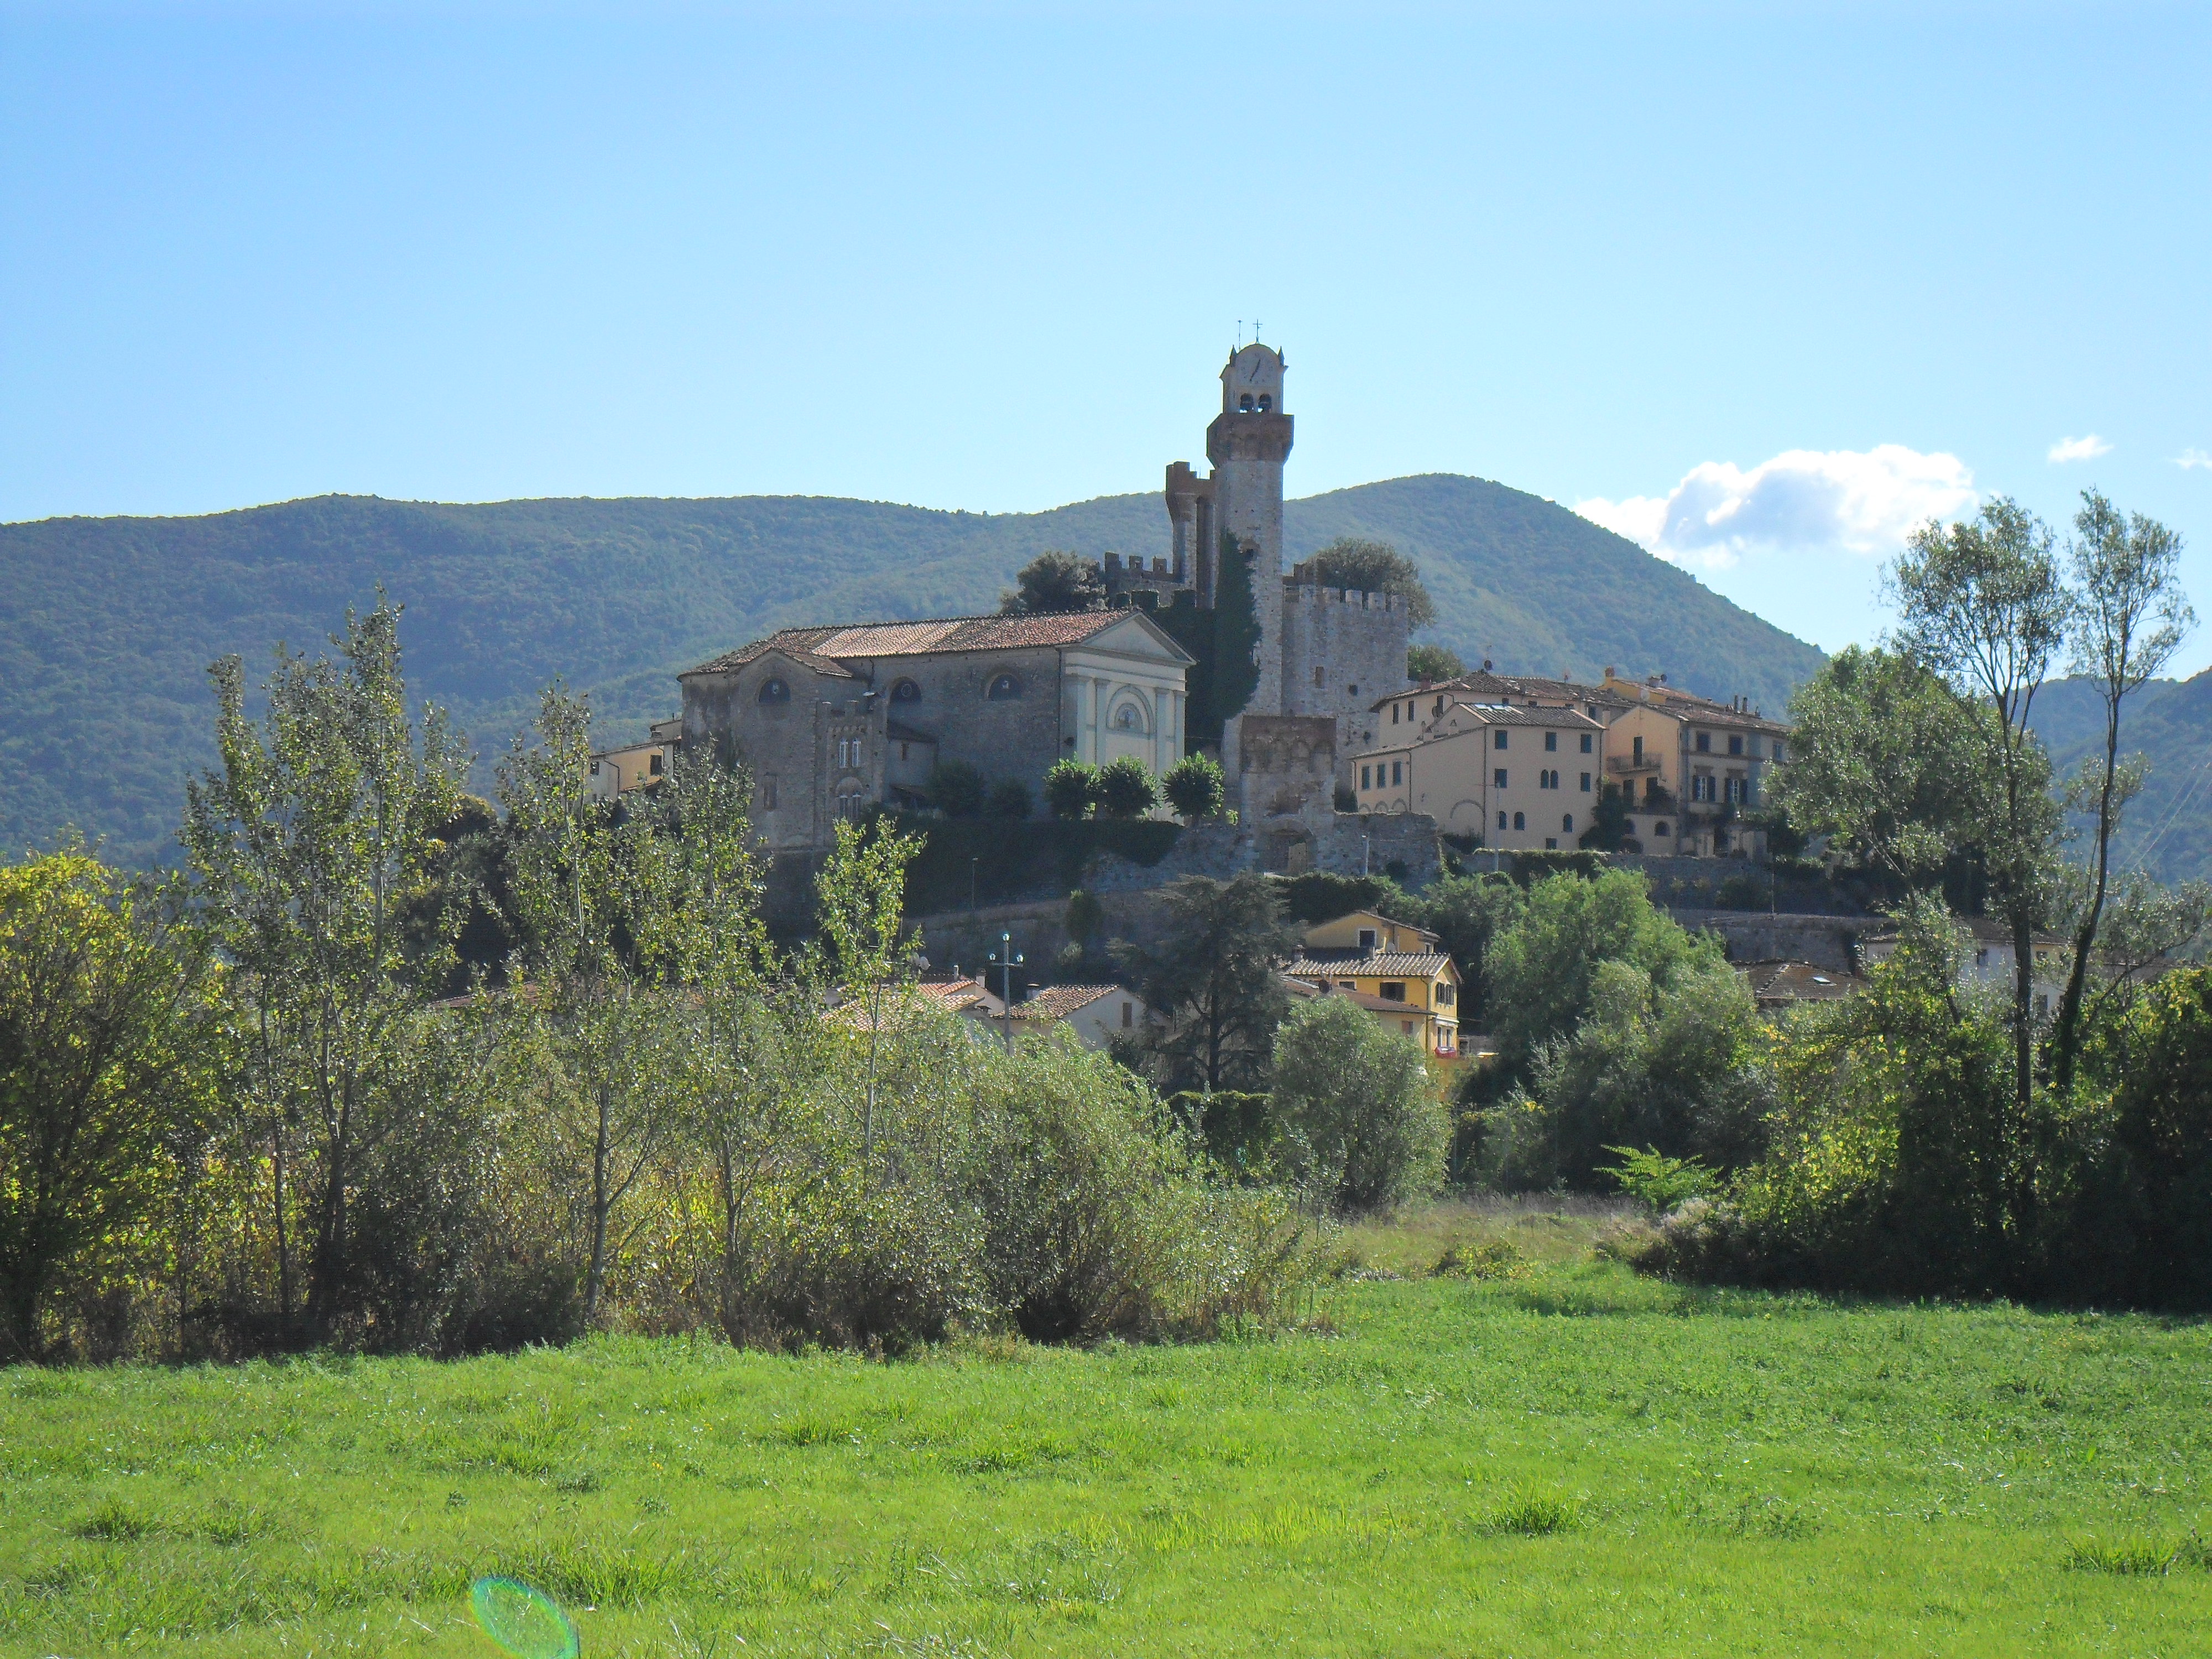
[4,1202,2210,1658]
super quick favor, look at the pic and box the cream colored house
[1350,703,1607,849]
[959,983,1150,1050]
[1599,673,1788,858]
[1282,910,1461,1059]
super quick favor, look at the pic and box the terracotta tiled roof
[684,612,1134,677]
[1286,952,1454,980]
[1002,983,1125,1021]
[1738,960,1864,1003]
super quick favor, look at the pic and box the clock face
[1246,356,1264,381]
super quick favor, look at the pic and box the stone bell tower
[1208,343,1293,721]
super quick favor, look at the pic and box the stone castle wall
[1279,583,1408,780]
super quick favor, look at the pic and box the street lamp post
[987,931,1024,1052]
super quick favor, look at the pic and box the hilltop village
[598,345,1793,879]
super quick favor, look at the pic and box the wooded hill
[3,473,1824,864]
[2032,669,2212,889]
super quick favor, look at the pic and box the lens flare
[469,1575,580,1659]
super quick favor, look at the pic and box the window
[890,679,921,703]
[1390,701,1399,723]
[1360,764,1371,789]
[1725,775,1746,804]
[1316,666,1327,688]
[1433,696,1444,716]
[1380,982,1406,1002]
[987,673,1022,700]
[1121,1001,1134,1029]
[1239,392,1256,411]
[1563,813,1574,832]
[899,742,910,761]
[758,677,791,705]
[1112,701,1143,731]
[1579,733,1593,754]
[1695,731,1710,752]
[1632,735,1644,763]
[1542,769,1559,789]
[1348,685,1358,697]
[1436,983,1454,1006]
[1496,810,1507,830]
[1391,760,1403,786]
[1512,811,1526,831]
[1579,771,1591,792]
[1653,820,1670,837]
[1545,731,1558,752]
[648,753,663,776]
[760,775,778,810]
[1402,1019,1416,1036]
[1337,979,1355,991]
[589,760,601,776]
[1358,928,1378,951]
[1545,837,1557,849]
[1773,741,1787,763]
[1729,734,1744,756]
[1493,730,1509,750]
[1494,768,1508,789]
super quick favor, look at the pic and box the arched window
[758,678,791,705]
[987,672,1022,701]
[1654,820,1671,837]
[1257,393,1272,411]
[890,679,921,703]
[1513,811,1526,831]
[1238,393,1256,412]
[1495,810,1507,831]
[1562,813,1574,833]
[1112,700,1145,732]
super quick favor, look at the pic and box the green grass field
[5,1202,2210,1657]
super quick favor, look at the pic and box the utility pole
[988,931,1024,1052]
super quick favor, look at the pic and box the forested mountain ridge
[3,473,1824,864]
[2032,670,2212,889]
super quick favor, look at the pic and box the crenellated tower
[1206,344,1293,720]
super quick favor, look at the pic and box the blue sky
[4,2,2208,662]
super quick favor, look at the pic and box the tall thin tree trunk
[272,1131,293,1323]
[2052,712,2122,1094]
[585,1081,612,1322]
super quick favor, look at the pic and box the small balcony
[1606,754,1662,776]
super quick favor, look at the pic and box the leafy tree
[1276,870,1411,926]
[2099,966,2212,1308]
[499,685,692,1325]
[181,599,467,1335]
[812,815,927,1178]
[1298,538,1437,628]
[1481,868,1718,1086]
[1892,498,2070,1124]
[1162,752,1225,822]
[1577,782,1632,852]
[1000,551,1105,615]
[0,849,216,1361]
[1770,645,1990,885]
[1270,994,1446,1213]
[927,759,987,818]
[1491,958,1765,1190]
[1408,642,1464,682]
[1093,755,1159,820]
[1116,874,1300,1092]
[1044,758,1098,821]
[2049,491,2193,1093]
[987,778,1031,820]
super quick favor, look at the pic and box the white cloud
[2177,447,2212,471]
[1573,445,1978,573]
[2048,433,2114,463]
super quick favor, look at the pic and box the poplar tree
[182,601,466,1335]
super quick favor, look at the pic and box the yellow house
[1597,672,1787,857]
[587,717,685,800]
[1284,910,1462,1058]
[1350,703,1607,849]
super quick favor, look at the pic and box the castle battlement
[1287,583,1398,613]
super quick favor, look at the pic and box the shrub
[988,778,1032,820]
[928,760,988,818]
[1162,752,1225,822]
[1093,756,1160,820]
[2086,966,2212,1308]
[1044,759,1097,821]
[1270,994,1447,1213]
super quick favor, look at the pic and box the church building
[677,609,1192,854]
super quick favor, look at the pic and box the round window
[758,678,791,705]
[987,673,1022,701]
[890,679,921,703]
